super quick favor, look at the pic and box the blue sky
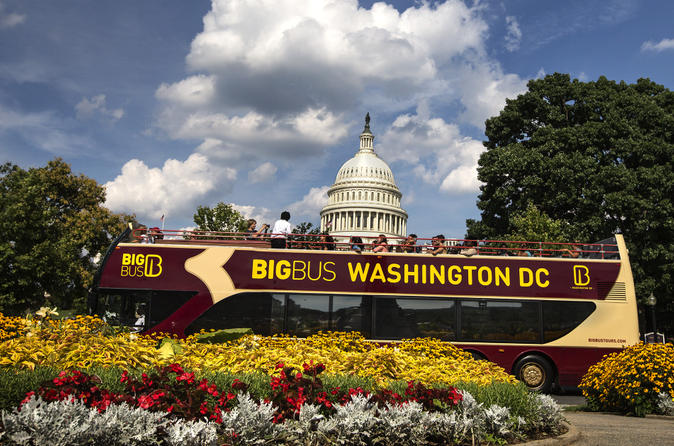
[1,0,673,239]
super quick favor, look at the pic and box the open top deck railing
[127,229,620,260]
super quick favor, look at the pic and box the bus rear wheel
[514,355,554,393]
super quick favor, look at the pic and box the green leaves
[470,73,674,333]
[0,159,131,314]
[192,202,246,234]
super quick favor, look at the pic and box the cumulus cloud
[0,1,25,28]
[379,103,483,194]
[641,38,674,52]
[153,0,520,164]
[232,203,274,225]
[287,186,330,220]
[158,106,349,159]
[104,154,235,220]
[505,16,522,52]
[457,63,527,128]
[75,95,124,121]
[248,162,277,183]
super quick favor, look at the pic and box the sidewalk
[562,411,674,446]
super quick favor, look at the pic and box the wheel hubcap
[521,364,544,387]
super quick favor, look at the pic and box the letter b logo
[573,265,590,286]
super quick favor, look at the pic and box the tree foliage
[467,73,674,333]
[291,222,321,248]
[505,203,571,243]
[192,203,247,234]
[0,159,131,314]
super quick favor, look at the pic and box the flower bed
[0,313,515,387]
[1,362,564,445]
[580,342,674,416]
[0,312,567,444]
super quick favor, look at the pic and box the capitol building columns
[320,113,408,243]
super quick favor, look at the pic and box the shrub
[0,367,60,412]
[1,396,218,446]
[1,314,515,388]
[580,342,674,416]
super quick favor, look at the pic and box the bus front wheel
[514,355,554,393]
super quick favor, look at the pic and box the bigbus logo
[573,265,590,286]
[121,253,163,278]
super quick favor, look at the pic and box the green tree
[0,159,132,314]
[507,203,571,242]
[192,202,247,235]
[291,222,321,249]
[467,73,674,334]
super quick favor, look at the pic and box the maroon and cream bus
[90,230,639,393]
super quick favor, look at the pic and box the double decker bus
[90,230,639,393]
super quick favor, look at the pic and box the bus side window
[460,300,540,343]
[184,292,284,336]
[374,297,456,341]
[542,301,596,342]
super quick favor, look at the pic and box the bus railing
[128,229,620,259]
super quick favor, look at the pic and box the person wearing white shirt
[270,211,292,249]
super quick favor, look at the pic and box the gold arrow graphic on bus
[185,247,237,304]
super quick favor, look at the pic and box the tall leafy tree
[291,221,321,249]
[192,202,247,234]
[467,73,674,333]
[0,159,131,314]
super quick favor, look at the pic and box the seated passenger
[460,239,478,256]
[564,240,583,258]
[245,219,269,240]
[350,236,364,252]
[372,234,389,253]
[401,233,422,253]
[431,234,447,256]
[317,232,336,250]
[149,227,163,242]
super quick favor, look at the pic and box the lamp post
[646,292,657,334]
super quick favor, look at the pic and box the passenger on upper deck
[149,227,163,242]
[401,233,422,253]
[372,234,389,253]
[350,236,364,252]
[270,211,292,249]
[431,234,448,256]
[245,219,269,240]
[460,239,478,257]
[564,240,583,258]
[317,232,336,250]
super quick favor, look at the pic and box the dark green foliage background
[0,159,132,314]
[467,74,674,335]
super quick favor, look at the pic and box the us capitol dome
[320,113,408,241]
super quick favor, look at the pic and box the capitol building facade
[320,114,408,241]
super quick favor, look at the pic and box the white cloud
[0,1,25,28]
[232,203,274,225]
[505,16,522,52]
[104,154,235,220]
[158,106,349,159]
[379,103,483,194]
[248,162,277,183]
[457,63,527,128]
[155,75,216,108]
[153,0,519,165]
[287,185,329,221]
[641,38,674,52]
[75,95,124,121]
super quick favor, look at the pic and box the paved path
[563,412,674,446]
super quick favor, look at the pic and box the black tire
[514,355,554,393]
